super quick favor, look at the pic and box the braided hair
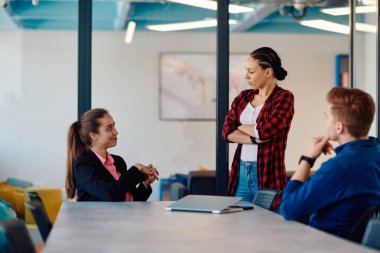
[250,47,287,81]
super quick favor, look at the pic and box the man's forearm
[291,160,312,183]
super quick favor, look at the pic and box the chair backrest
[362,218,380,250]
[0,219,35,253]
[252,189,278,210]
[25,187,62,224]
[170,182,189,201]
[26,192,43,203]
[24,201,52,242]
[348,205,380,243]
[188,171,216,195]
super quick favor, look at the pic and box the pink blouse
[91,149,133,202]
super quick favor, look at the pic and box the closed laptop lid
[165,195,242,213]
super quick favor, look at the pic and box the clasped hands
[133,163,160,187]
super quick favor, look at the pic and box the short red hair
[326,87,375,138]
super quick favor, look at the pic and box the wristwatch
[250,136,258,145]
[299,155,315,168]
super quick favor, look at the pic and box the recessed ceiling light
[320,5,376,16]
[125,21,136,44]
[356,23,376,33]
[300,19,376,34]
[362,0,376,5]
[167,0,253,14]
[300,20,349,34]
[146,19,237,32]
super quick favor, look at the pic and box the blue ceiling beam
[8,1,121,20]
[132,2,217,22]
[7,0,123,30]
[265,7,349,25]
[231,3,280,32]
[18,19,119,30]
[1,1,355,33]
[8,1,77,18]
[0,8,17,29]
[247,7,351,33]
[114,1,130,30]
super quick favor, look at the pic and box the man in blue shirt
[280,87,380,238]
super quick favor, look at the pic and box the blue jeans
[235,161,258,203]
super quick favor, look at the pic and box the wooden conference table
[43,201,376,253]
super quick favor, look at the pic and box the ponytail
[65,108,109,199]
[65,121,87,199]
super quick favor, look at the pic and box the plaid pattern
[222,85,294,208]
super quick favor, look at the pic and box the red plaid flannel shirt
[222,85,294,208]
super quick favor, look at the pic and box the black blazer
[74,150,152,201]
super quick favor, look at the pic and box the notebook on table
[165,195,244,214]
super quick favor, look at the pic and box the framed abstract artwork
[159,53,248,120]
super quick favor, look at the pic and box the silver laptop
[165,195,243,214]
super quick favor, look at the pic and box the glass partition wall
[90,0,380,200]
[0,1,78,189]
[1,0,378,199]
[352,0,378,137]
[229,1,351,175]
[92,1,218,200]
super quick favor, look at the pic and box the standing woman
[66,108,159,201]
[222,47,294,208]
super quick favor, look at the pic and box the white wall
[0,30,351,201]
[0,31,23,179]
[0,30,77,189]
[355,13,378,137]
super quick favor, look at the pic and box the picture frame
[335,54,349,88]
[159,53,248,120]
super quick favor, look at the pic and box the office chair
[0,219,35,253]
[187,171,216,195]
[24,201,52,243]
[170,182,189,201]
[362,218,380,250]
[25,188,62,225]
[168,171,216,200]
[26,191,43,203]
[348,205,380,243]
[252,189,278,210]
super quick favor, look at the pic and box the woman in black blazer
[65,108,159,201]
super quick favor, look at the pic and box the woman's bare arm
[227,130,252,144]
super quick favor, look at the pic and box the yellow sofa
[0,182,27,219]
[25,187,62,224]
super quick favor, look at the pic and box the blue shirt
[280,137,380,238]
